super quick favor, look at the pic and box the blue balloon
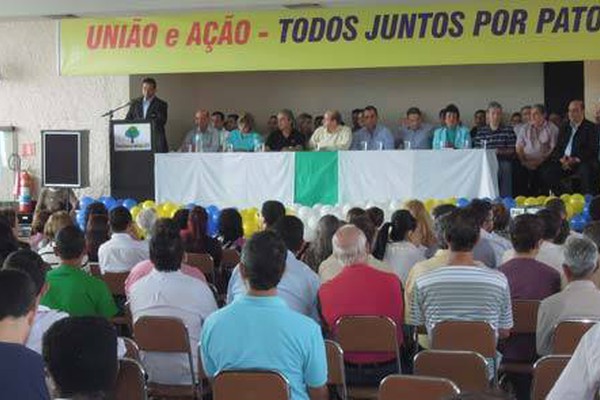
[457,198,470,208]
[585,194,593,203]
[123,198,138,210]
[98,196,108,204]
[80,196,94,210]
[103,197,117,210]
[570,214,586,232]
[502,197,516,210]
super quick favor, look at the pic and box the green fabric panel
[294,152,338,206]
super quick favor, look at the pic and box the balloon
[571,193,585,203]
[285,207,296,216]
[155,203,169,218]
[570,214,586,232]
[303,227,316,243]
[122,198,137,210]
[502,197,516,210]
[565,203,575,219]
[536,196,547,204]
[515,196,526,206]
[142,200,155,209]
[560,194,571,204]
[585,194,593,203]
[457,198,469,208]
[569,196,585,214]
[307,215,320,231]
[297,206,312,221]
[524,197,538,207]
[424,199,437,213]
[130,205,142,220]
[80,196,94,210]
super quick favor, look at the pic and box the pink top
[125,260,206,296]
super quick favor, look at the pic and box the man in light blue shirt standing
[201,231,328,400]
[432,104,472,150]
[179,109,221,152]
[351,105,394,150]
[397,107,434,149]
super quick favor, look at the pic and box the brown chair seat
[552,319,599,355]
[414,350,489,392]
[379,375,460,400]
[500,300,540,376]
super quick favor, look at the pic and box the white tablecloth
[155,150,499,207]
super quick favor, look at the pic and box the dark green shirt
[41,264,118,318]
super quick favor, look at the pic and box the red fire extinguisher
[18,171,33,213]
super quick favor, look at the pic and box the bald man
[540,100,599,195]
[179,109,221,152]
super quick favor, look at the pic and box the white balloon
[304,227,316,243]
[341,204,352,216]
[297,206,311,221]
[308,215,320,231]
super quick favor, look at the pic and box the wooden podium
[109,120,155,201]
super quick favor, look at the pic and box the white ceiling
[1,0,452,18]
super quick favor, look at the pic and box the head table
[155,149,499,208]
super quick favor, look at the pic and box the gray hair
[136,208,158,237]
[434,213,451,249]
[332,225,368,267]
[564,236,599,278]
[487,101,503,111]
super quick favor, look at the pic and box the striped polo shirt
[473,124,516,160]
[410,265,513,335]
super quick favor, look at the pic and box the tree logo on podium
[125,126,140,143]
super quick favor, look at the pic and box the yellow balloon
[571,193,585,203]
[560,194,571,203]
[569,197,585,214]
[424,199,437,213]
[544,196,557,205]
[536,196,547,204]
[524,197,538,206]
[142,200,156,209]
[130,205,142,220]
[285,207,295,216]
[515,196,526,206]
[565,203,575,219]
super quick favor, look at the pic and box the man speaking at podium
[126,77,169,153]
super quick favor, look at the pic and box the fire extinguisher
[18,171,33,213]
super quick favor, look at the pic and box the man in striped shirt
[410,208,513,376]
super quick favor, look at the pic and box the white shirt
[227,251,321,322]
[548,322,600,399]
[129,269,217,385]
[98,233,149,273]
[481,230,513,268]
[383,241,426,283]
[308,125,352,151]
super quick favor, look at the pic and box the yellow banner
[60,1,600,75]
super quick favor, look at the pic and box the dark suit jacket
[125,96,168,152]
[551,119,598,165]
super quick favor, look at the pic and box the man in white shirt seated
[308,110,352,151]
[536,236,600,356]
[466,199,510,269]
[98,206,149,274]
[128,219,217,385]
[227,216,321,321]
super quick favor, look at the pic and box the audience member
[85,214,110,263]
[302,215,342,272]
[217,208,245,252]
[211,111,230,147]
[546,198,578,244]
[366,206,385,229]
[583,221,600,289]
[397,107,434,149]
[510,112,522,127]
[547,322,600,399]
[29,209,51,251]
[437,107,446,127]
[539,100,599,195]
[346,207,366,222]
[308,110,352,151]
[319,225,403,386]
[537,236,600,356]
[314,115,324,129]
[201,231,328,400]
[41,226,117,318]
[225,113,239,132]
[0,269,49,399]
[181,206,222,267]
[410,208,513,376]
[520,105,532,126]
[373,210,425,282]
[227,112,264,152]
[266,109,306,151]
[267,114,278,135]
[468,199,512,268]
[319,214,392,282]
[492,203,511,240]
[180,109,221,152]
[473,102,517,197]
[125,219,206,295]
[43,317,118,400]
[98,206,149,273]
[498,215,561,364]
[136,207,158,239]
[261,200,286,229]
[2,250,68,354]
[37,211,74,267]
[83,201,109,229]
[0,220,19,266]
[351,108,364,132]
[172,208,190,232]
[129,218,217,384]
[405,200,437,257]
[0,208,29,249]
[351,105,394,150]
[515,104,558,195]
[471,109,487,138]
[432,104,471,149]
[227,216,320,321]
[297,112,314,140]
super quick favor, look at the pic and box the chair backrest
[511,300,540,334]
[89,263,101,277]
[552,320,598,355]
[213,370,290,400]
[325,340,347,400]
[379,375,460,400]
[122,337,140,362]
[220,249,241,270]
[414,350,488,393]
[431,320,496,358]
[115,357,147,400]
[101,272,129,296]
[133,316,191,353]
[185,253,215,275]
[531,355,570,400]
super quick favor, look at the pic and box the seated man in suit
[126,77,169,153]
[539,100,599,195]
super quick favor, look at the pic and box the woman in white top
[308,110,352,151]
[373,210,425,283]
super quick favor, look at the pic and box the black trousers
[344,360,399,387]
[538,160,599,195]
[513,163,547,196]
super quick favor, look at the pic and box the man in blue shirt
[351,105,394,150]
[0,269,50,399]
[432,104,471,150]
[397,107,434,149]
[201,231,328,400]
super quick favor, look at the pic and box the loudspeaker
[41,130,89,188]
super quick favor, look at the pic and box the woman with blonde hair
[37,211,75,267]
[404,199,437,257]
